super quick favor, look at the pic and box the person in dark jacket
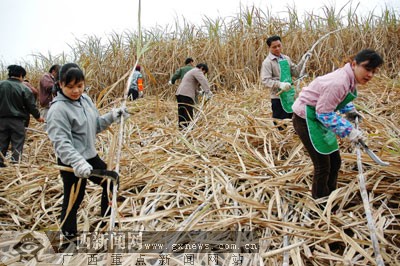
[168,57,194,85]
[0,65,44,167]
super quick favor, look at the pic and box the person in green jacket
[168,57,194,85]
[0,65,44,167]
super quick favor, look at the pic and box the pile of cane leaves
[0,77,399,265]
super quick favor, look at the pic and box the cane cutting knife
[357,140,390,166]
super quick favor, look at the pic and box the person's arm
[260,59,281,91]
[77,95,130,131]
[315,87,353,138]
[22,86,41,120]
[194,70,211,93]
[316,112,353,138]
[339,102,356,114]
[77,95,115,133]
[170,68,182,84]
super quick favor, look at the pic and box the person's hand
[72,159,93,178]
[205,91,213,101]
[279,82,292,92]
[112,107,130,123]
[348,128,364,143]
[168,80,173,85]
[346,110,363,122]
[36,117,45,123]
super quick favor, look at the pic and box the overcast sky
[0,0,399,65]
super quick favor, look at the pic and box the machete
[55,165,119,182]
[357,139,390,166]
[355,117,389,167]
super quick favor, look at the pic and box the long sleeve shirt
[175,68,211,101]
[170,65,194,84]
[129,70,143,92]
[292,63,357,138]
[260,52,303,99]
[46,93,114,166]
[39,72,56,108]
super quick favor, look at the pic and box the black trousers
[128,89,139,100]
[271,98,292,119]
[292,113,341,199]
[271,99,292,131]
[58,155,112,238]
[0,118,25,164]
[176,95,194,129]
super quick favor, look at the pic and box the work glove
[346,110,363,122]
[279,82,292,92]
[348,128,364,143]
[205,91,213,101]
[112,107,130,123]
[72,159,93,178]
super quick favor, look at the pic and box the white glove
[348,128,363,143]
[205,91,213,101]
[71,159,93,178]
[168,80,173,85]
[279,82,292,92]
[112,107,130,123]
[346,110,363,122]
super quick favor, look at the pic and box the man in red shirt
[39,64,60,119]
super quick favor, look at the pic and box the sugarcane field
[0,2,399,266]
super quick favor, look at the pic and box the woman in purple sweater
[292,49,383,199]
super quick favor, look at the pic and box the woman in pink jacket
[292,49,383,199]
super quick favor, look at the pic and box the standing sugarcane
[109,0,151,231]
